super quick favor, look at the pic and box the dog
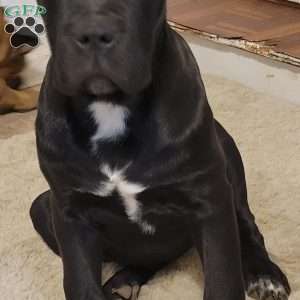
[0,7,38,114]
[30,1,291,300]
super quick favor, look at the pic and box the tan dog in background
[0,7,38,114]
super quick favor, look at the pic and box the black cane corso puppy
[30,1,291,300]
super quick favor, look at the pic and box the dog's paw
[247,277,289,300]
[243,251,291,300]
[4,16,45,48]
[104,283,140,300]
[103,269,141,300]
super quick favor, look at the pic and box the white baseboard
[184,32,300,105]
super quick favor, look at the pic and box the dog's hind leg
[216,122,291,300]
[103,266,159,300]
[30,190,60,256]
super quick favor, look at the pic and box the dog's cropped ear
[36,0,57,51]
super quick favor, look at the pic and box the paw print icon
[4,16,45,48]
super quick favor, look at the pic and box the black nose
[76,30,115,48]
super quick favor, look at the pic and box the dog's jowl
[30,1,291,300]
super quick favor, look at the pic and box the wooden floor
[167,0,300,62]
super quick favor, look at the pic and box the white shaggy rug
[0,74,299,300]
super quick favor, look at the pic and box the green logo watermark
[4,5,47,18]
[3,5,47,48]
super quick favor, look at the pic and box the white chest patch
[89,102,129,144]
[93,164,155,235]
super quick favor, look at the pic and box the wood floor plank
[167,0,300,60]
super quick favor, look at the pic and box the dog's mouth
[84,76,120,98]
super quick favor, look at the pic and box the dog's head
[38,0,166,98]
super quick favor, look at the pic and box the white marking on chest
[94,164,156,234]
[89,102,129,143]
[99,164,144,222]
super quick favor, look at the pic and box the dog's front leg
[191,178,245,300]
[52,196,106,300]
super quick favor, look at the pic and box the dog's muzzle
[85,77,119,97]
